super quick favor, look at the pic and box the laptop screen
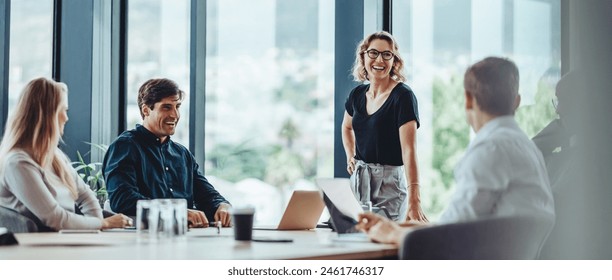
[322,194,361,234]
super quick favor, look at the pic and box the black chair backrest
[400,215,554,260]
[0,206,39,233]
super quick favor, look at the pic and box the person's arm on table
[5,159,102,230]
[356,212,427,245]
[399,121,428,222]
[192,159,232,227]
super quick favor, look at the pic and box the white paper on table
[316,178,363,221]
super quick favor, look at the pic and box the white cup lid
[231,207,255,215]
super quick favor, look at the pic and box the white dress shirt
[438,116,555,224]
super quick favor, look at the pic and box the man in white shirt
[356,57,555,245]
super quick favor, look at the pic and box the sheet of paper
[15,232,135,246]
[316,178,363,221]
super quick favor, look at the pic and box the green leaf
[74,142,109,187]
[85,142,109,153]
[73,165,88,172]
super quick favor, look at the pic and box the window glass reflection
[127,0,190,146]
[8,0,53,115]
[392,0,561,218]
[205,0,335,224]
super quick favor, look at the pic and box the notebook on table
[253,190,325,231]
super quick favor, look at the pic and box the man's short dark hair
[137,78,184,119]
[464,57,519,116]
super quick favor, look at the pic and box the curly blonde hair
[351,31,406,82]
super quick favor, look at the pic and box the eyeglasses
[364,49,394,61]
[551,97,559,110]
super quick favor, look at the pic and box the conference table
[0,228,398,260]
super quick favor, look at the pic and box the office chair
[400,215,554,260]
[0,206,38,233]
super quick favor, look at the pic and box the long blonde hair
[0,77,78,198]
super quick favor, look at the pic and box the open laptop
[253,190,325,231]
[316,178,370,242]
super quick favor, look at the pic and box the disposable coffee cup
[232,207,255,241]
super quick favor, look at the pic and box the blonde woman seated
[0,77,131,231]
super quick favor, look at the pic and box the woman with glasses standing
[342,31,427,222]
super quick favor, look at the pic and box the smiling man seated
[357,57,555,245]
[103,78,231,228]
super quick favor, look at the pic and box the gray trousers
[350,160,408,221]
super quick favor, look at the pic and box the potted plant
[72,143,109,208]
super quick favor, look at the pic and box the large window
[8,0,53,115]
[204,0,335,224]
[392,0,561,218]
[126,0,190,146]
[3,0,562,225]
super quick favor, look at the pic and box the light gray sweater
[0,150,103,230]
